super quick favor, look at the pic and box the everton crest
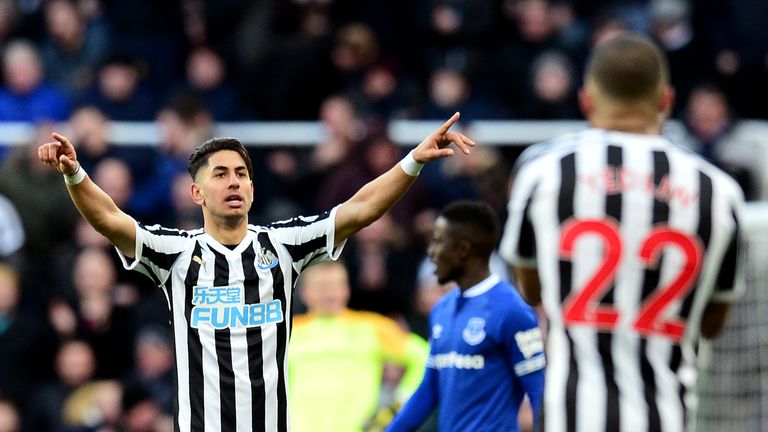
[462,317,487,346]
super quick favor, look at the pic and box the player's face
[299,264,350,315]
[428,217,464,284]
[193,150,254,221]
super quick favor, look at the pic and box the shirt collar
[462,274,500,298]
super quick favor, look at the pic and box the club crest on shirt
[257,247,279,270]
[462,318,487,346]
[432,324,444,340]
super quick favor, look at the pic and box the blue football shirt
[389,274,545,432]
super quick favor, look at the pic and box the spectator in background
[120,383,170,432]
[172,46,239,121]
[92,157,134,213]
[421,67,502,121]
[681,83,768,200]
[331,23,380,92]
[648,0,711,116]
[49,248,137,379]
[40,0,109,98]
[520,50,580,119]
[316,133,431,229]
[343,215,422,316]
[0,1,23,46]
[79,55,156,121]
[289,260,428,432]
[0,399,20,432]
[0,194,23,264]
[312,94,366,176]
[0,264,56,410]
[350,62,417,122]
[122,325,175,416]
[497,0,578,114]
[0,124,77,304]
[26,339,98,432]
[407,0,497,90]
[124,93,213,224]
[0,39,71,122]
[59,380,122,431]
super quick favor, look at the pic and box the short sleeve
[500,159,541,268]
[114,220,191,286]
[501,304,546,377]
[711,197,745,303]
[267,205,347,273]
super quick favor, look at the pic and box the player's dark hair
[586,33,669,101]
[441,200,499,260]
[188,137,254,180]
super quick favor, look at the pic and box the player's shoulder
[138,222,204,239]
[264,211,333,230]
[432,287,460,313]
[488,280,533,311]
[665,144,745,200]
[512,129,599,177]
[342,309,394,327]
[292,313,313,328]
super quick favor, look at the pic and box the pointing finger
[436,112,460,135]
[52,132,73,151]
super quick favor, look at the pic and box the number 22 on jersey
[559,218,703,342]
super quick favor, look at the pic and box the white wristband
[63,163,86,185]
[399,150,424,177]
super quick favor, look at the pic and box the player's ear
[578,87,593,118]
[191,181,204,205]
[659,86,675,116]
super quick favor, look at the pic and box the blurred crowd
[0,0,767,431]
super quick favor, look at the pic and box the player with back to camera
[500,33,744,432]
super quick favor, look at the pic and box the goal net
[698,202,768,432]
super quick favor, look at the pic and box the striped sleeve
[114,219,194,285]
[267,205,346,272]
[711,189,745,303]
[500,155,542,268]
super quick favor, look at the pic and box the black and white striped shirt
[500,129,743,432]
[117,208,345,432]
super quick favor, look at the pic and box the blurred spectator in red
[40,0,109,98]
[0,39,71,122]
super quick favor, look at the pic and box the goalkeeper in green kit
[288,261,428,432]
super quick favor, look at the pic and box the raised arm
[37,133,136,257]
[334,112,475,245]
